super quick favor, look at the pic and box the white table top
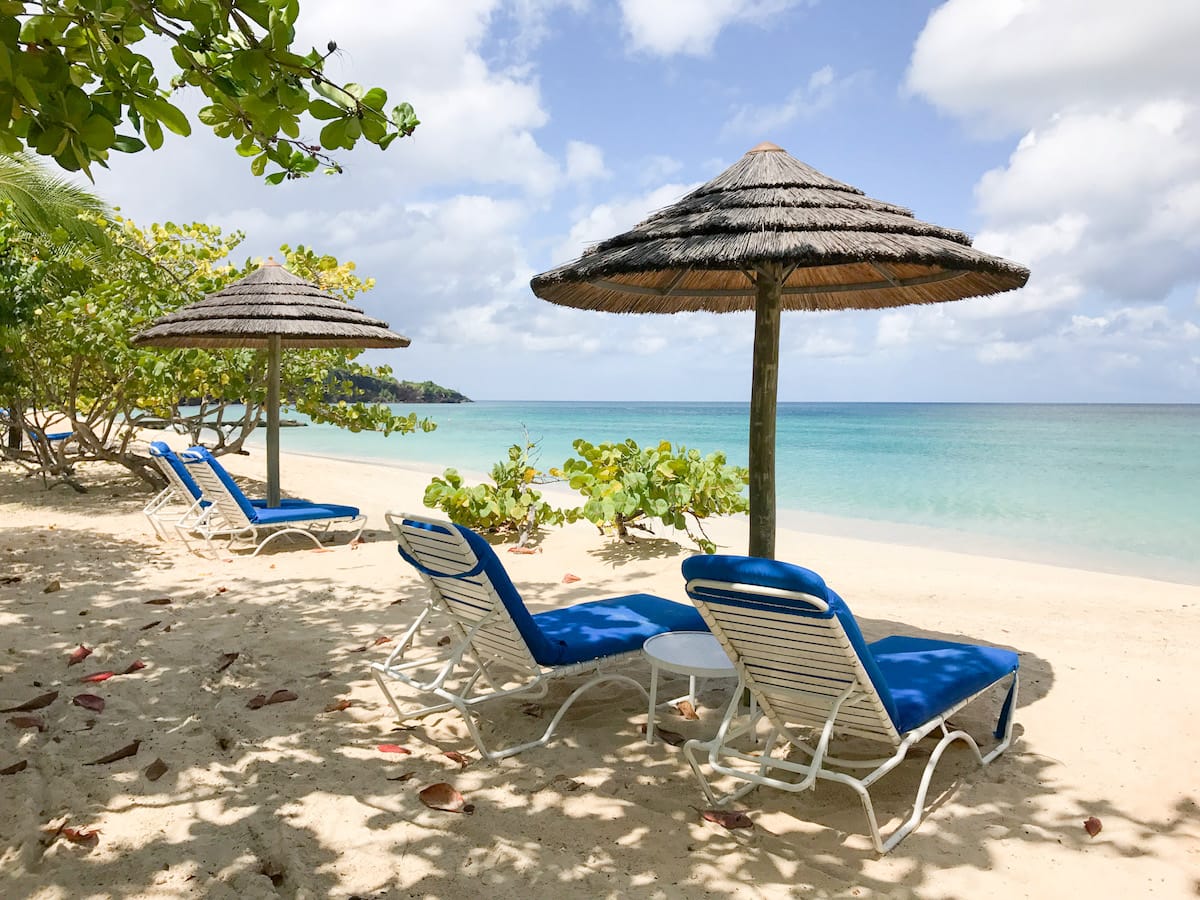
[642,631,735,678]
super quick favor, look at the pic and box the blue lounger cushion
[250,502,362,525]
[682,554,1017,736]
[532,594,707,666]
[399,520,707,668]
[150,442,310,509]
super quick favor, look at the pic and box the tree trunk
[748,263,781,560]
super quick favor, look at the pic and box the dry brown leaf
[0,575,20,585]
[386,771,417,782]
[85,740,140,766]
[8,715,46,731]
[520,702,542,717]
[700,809,754,830]
[507,546,538,555]
[1084,816,1102,837]
[80,671,114,684]
[437,635,452,647]
[443,751,470,769]
[370,635,392,647]
[247,694,267,710]
[388,598,404,606]
[310,670,333,679]
[0,759,28,775]
[677,700,700,721]
[139,621,162,631]
[42,579,61,594]
[145,597,172,606]
[2,690,58,712]
[418,782,473,813]
[60,825,101,845]
[215,586,228,594]
[144,758,169,782]
[215,652,239,672]
[72,694,105,713]
[378,744,411,754]
[67,645,92,667]
[323,700,352,713]
[122,659,147,674]
[640,723,686,746]
[265,689,297,705]
[561,573,581,584]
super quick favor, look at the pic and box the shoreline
[248,442,1200,588]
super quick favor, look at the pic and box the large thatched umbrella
[531,142,1030,558]
[133,259,410,507]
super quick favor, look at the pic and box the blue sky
[90,0,1200,402]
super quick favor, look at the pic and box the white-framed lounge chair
[176,446,366,556]
[144,441,311,540]
[372,512,707,763]
[680,554,1019,854]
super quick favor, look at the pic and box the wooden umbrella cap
[262,257,281,267]
[747,142,785,154]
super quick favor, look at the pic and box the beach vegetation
[424,440,574,547]
[0,213,433,489]
[553,439,749,554]
[0,2,418,182]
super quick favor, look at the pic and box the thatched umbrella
[133,259,410,506]
[531,142,1030,558]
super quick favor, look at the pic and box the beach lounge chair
[372,512,707,762]
[176,446,366,556]
[681,555,1019,853]
[144,441,311,540]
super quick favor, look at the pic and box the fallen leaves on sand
[215,652,239,672]
[0,575,20,584]
[542,773,583,793]
[350,635,392,652]
[507,546,539,555]
[8,715,45,731]
[80,671,115,684]
[72,694,105,713]
[2,690,58,712]
[323,700,352,713]
[247,689,297,709]
[561,573,580,584]
[437,635,452,647]
[0,759,28,775]
[85,740,140,766]
[419,782,474,814]
[67,645,92,667]
[310,670,333,679]
[386,771,417,782]
[520,702,542,717]
[42,579,61,594]
[145,597,172,606]
[378,744,411,755]
[215,586,228,594]
[139,621,161,631]
[640,723,686,746]
[1084,816,1102,837]
[144,758,169,782]
[700,809,754,830]
[676,700,700,721]
[443,751,470,769]
[388,598,404,606]
[43,821,101,847]
[122,659,147,675]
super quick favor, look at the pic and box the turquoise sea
[238,402,1200,584]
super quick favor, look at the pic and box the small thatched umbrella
[531,142,1030,558]
[133,260,410,507]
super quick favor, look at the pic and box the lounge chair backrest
[149,441,203,502]
[683,554,901,744]
[179,447,257,526]
[388,514,544,676]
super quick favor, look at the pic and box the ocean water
[234,402,1200,583]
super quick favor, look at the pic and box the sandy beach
[1,446,1198,899]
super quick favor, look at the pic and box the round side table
[642,631,739,744]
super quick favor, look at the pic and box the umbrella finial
[262,257,281,267]
[747,141,785,154]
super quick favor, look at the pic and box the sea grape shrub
[553,439,749,553]
[424,443,575,547]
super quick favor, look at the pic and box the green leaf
[143,118,163,150]
[141,97,191,137]
[250,152,268,176]
[111,134,146,153]
[264,171,287,185]
[308,99,343,120]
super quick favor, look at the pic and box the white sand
[1,447,1197,899]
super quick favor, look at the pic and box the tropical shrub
[424,441,574,546]
[553,439,749,553]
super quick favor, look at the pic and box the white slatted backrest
[388,513,540,677]
[687,579,900,744]
[180,454,254,529]
[150,450,198,504]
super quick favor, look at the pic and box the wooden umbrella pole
[748,263,781,559]
[266,334,281,508]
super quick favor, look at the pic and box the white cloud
[552,181,701,263]
[619,0,810,57]
[722,66,866,141]
[565,141,610,183]
[907,0,1200,132]
[977,341,1033,364]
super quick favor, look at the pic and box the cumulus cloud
[552,181,701,263]
[565,141,611,183]
[619,0,811,57]
[722,66,866,141]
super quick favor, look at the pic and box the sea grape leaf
[2,691,58,712]
[418,782,473,813]
[700,809,754,830]
[85,739,141,765]
[72,694,105,713]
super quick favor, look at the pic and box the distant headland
[324,369,471,404]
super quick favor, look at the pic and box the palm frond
[0,152,111,242]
